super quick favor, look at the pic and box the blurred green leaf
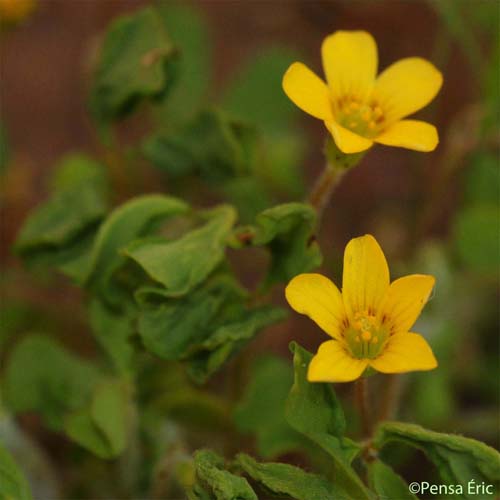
[454,204,499,273]
[138,273,285,383]
[463,154,499,205]
[285,343,368,500]
[90,6,176,123]
[138,274,245,361]
[84,194,189,297]
[14,154,108,275]
[125,205,236,297]
[368,460,417,500]
[235,453,341,500]
[222,47,299,133]
[155,3,211,124]
[222,177,272,223]
[193,449,257,500]
[3,335,100,429]
[88,298,136,374]
[64,379,131,459]
[143,108,257,182]
[0,442,33,500]
[374,421,500,497]
[231,203,322,287]
[186,304,286,384]
[234,355,304,459]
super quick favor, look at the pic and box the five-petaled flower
[285,235,437,382]
[282,31,443,154]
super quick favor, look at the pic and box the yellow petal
[308,340,368,383]
[322,31,378,102]
[282,62,332,120]
[325,119,373,154]
[375,120,439,152]
[379,274,435,334]
[285,273,346,340]
[342,235,390,321]
[370,332,437,373]
[372,57,443,123]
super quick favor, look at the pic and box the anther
[361,331,372,341]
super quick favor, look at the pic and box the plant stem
[308,162,346,224]
[355,377,372,438]
[377,374,401,423]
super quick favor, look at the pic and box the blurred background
[1,0,499,498]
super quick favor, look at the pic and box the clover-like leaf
[374,421,500,497]
[286,343,369,500]
[90,6,176,123]
[0,443,33,500]
[235,453,343,500]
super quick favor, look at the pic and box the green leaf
[454,204,499,273]
[222,47,299,133]
[463,154,499,205]
[155,3,211,123]
[193,449,257,500]
[234,356,305,458]
[90,6,176,123]
[0,442,33,500]
[125,205,236,297]
[235,453,342,500]
[138,274,246,360]
[3,335,100,429]
[143,108,257,182]
[368,460,417,500]
[83,194,189,296]
[138,273,286,383]
[231,203,322,287]
[14,155,108,274]
[374,421,500,498]
[285,343,369,500]
[88,298,136,374]
[186,304,286,384]
[64,379,131,459]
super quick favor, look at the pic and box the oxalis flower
[285,235,437,382]
[282,31,443,154]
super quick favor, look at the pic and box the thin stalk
[355,377,372,438]
[308,162,346,224]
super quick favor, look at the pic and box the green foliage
[143,108,256,182]
[3,335,100,429]
[231,203,322,287]
[286,343,369,500]
[125,205,236,296]
[0,443,33,500]
[235,453,341,500]
[88,298,136,374]
[374,421,500,497]
[14,154,108,276]
[90,6,176,124]
[155,3,211,123]
[368,460,417,500]
[138,273,286,383]
[191,450,257,500]
[83,194,188,297]
[234,355,304,458]
[454,204,499,273]
[223,47,299,134]
[64,379,132,459]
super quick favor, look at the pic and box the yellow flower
[282,31,442,154]
[285,234,437,382]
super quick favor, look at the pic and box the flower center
[334,96,386,138]
[344,310,388,359]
